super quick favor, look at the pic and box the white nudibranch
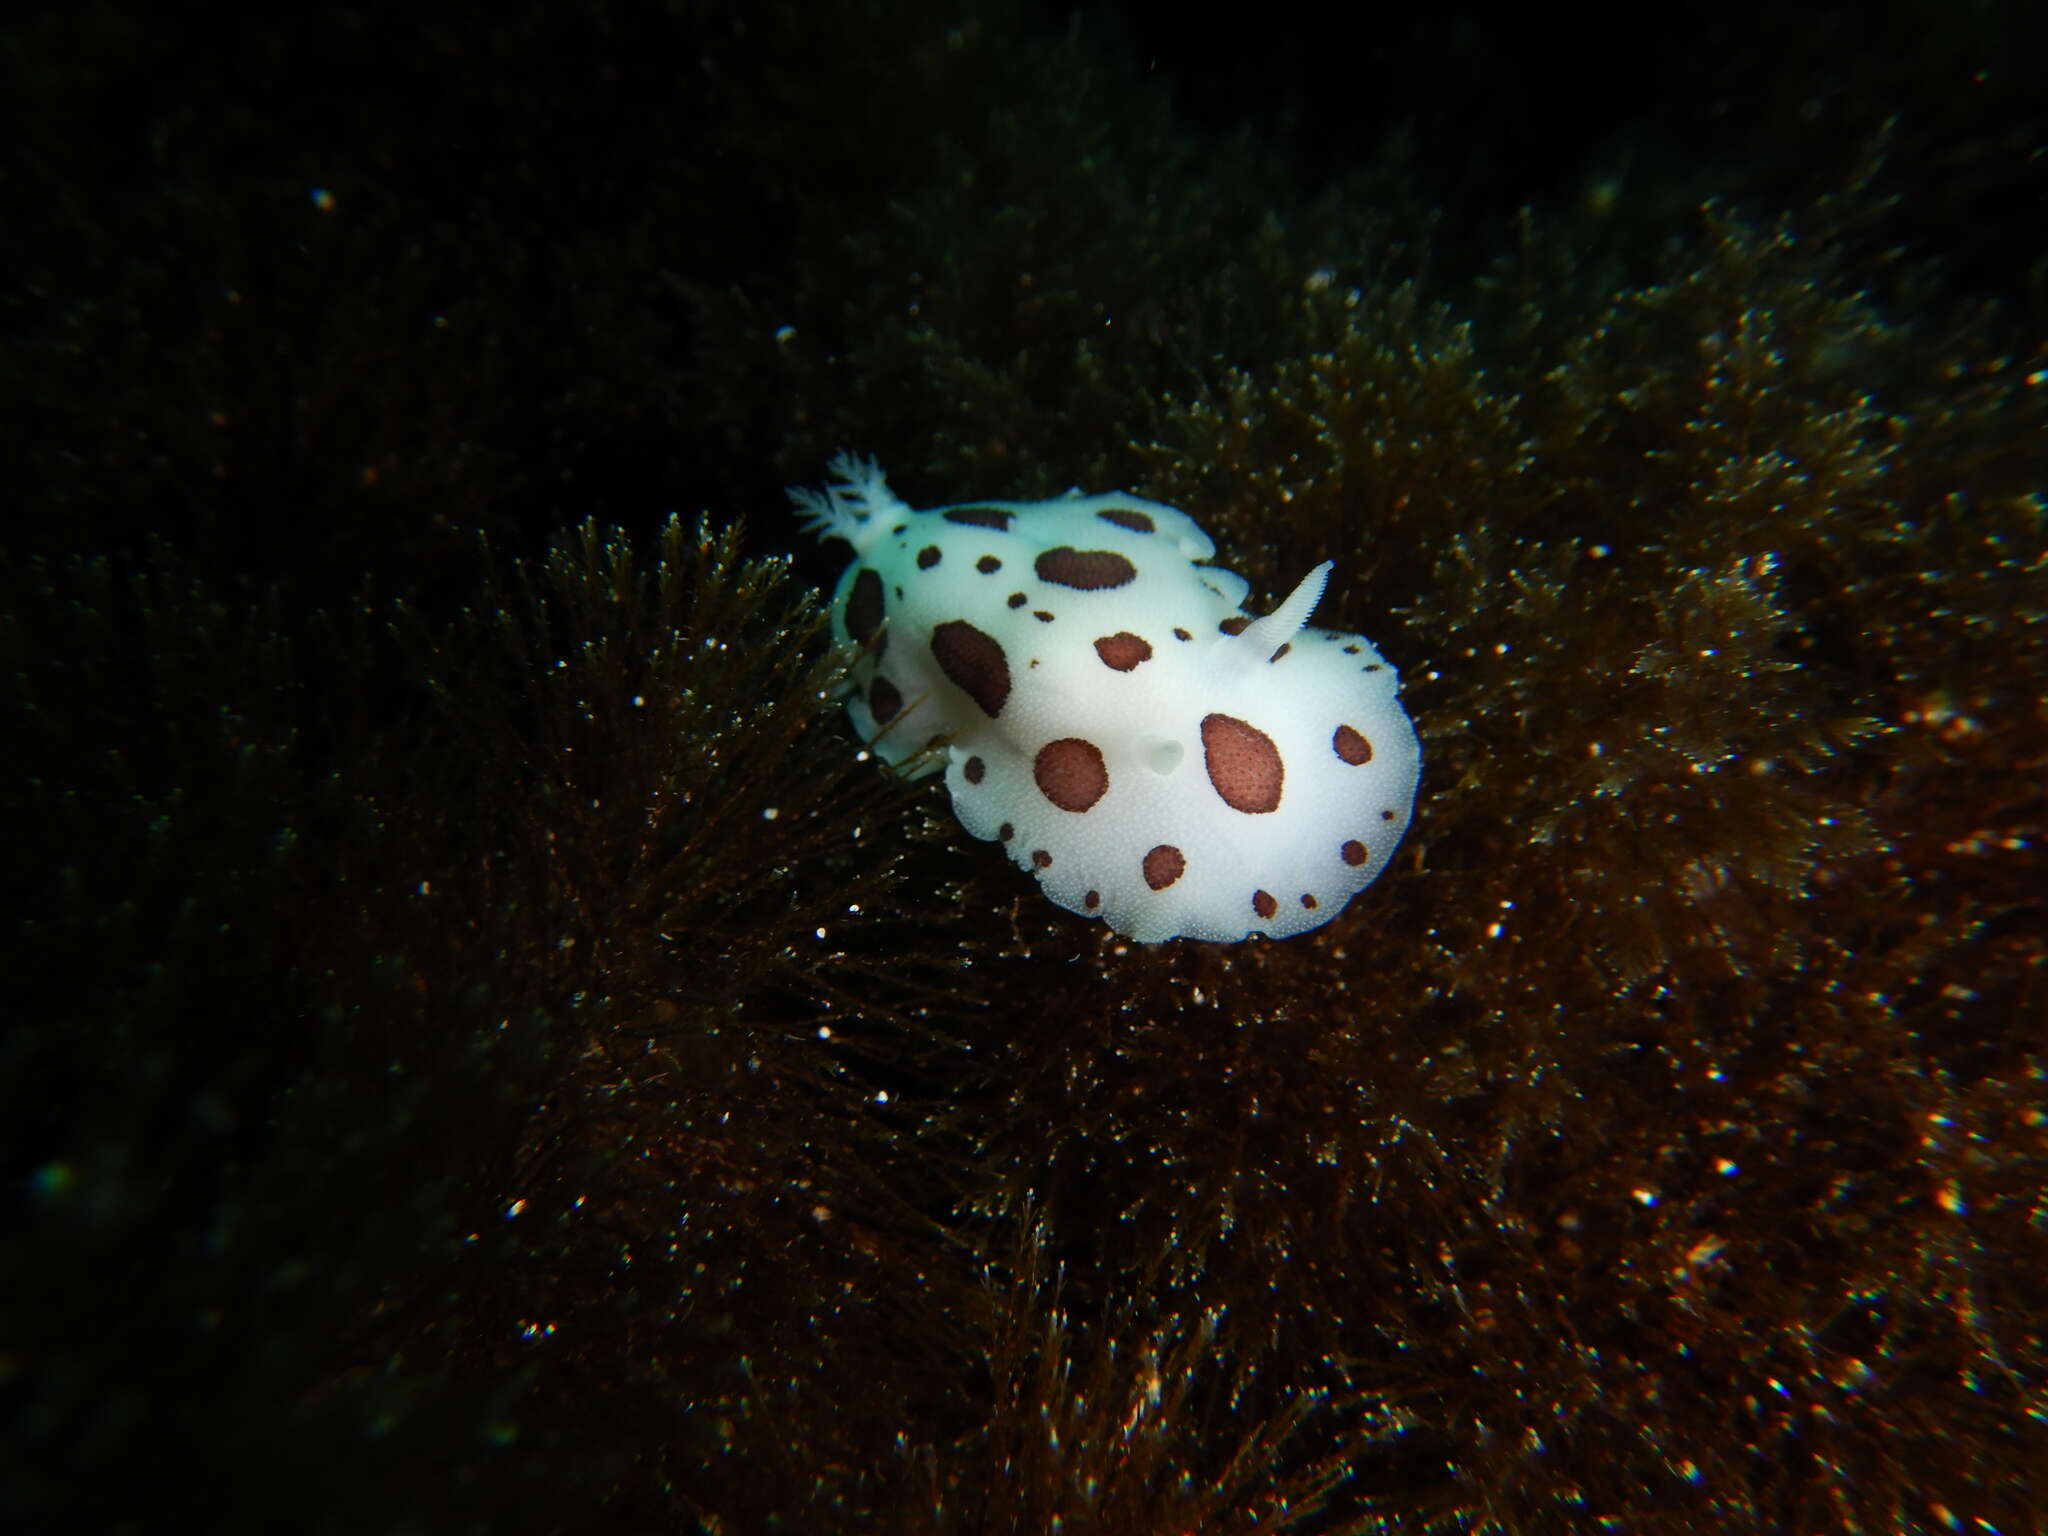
[791,454,1420,942]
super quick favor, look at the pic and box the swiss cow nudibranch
[791,453,1421,942]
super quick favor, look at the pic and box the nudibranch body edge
[792,453,1420,942]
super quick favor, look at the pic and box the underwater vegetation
[4,2,2046,1532]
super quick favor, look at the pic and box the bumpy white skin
[793,454,1420,942]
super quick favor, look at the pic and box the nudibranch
[792,454,1420,942]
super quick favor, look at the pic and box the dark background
[5,3,2044,1532]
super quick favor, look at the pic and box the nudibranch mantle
[792,454,1420,942]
